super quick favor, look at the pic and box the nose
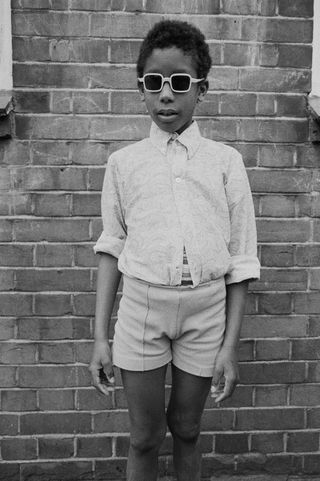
[159,81,174,101]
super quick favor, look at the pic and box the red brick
[39,342,75,363]
[35,244,73,267]
[250,170,312,193]
[278,45,312,69]
[256,94,276,115]
[259,293,292,314]
[303,454,320,474]
[235,408,304,430]
[207,385,253,408]
[21,412,91,435]
[39,389,75,411]
[1,390,37,412]
[239,119,309,142]
[241,315,308,339]
[0,414,19,435]
[70,0,143,10]
[260,44,279,67]
[50,39,110,63]
[51,91,72,114]
[313,220,320,241]
[255,340,290,360]
[259,144,295,168]
[251,269,307,291]
[220,93,256,116]
[0,270,15,291]
[307,408,320,428]
[224,44,259,66]
[72,194,100,216]
[77,436,112,457]
[70,142,110,166]
[197,118,238,142]
[90,117,150,141]
[16,269,91,292]
[73,293,95,316]
[291,384,320,406]
[241,18,313,43]
[240,68,311,93]
[17,317,91,340]
[279,0,313,17]
[207,67,239,90]
[33,193,71,216]
[257,219,310,242]
[74,245,98,267]
[222,0,259,14]
[89,65,136,89]
[34,294,72,316]
[14,219,90,242]
[88,168,105,191]
[20,461,93,481]
[110,39,142,63]
[0,219,13,241]
[277,95,307,117]
[0,318,16,340]
[95,459,127,480]
[12,37,50,62]
[93,411,130,433]
[239,361,305,384]
[18,366,77,388]
[296,145,320,168]
[31,141,70,165]
[259,195,295,217]
[12,11,90,36]
[0,342,37,364]
[74,341,92,364]
[215,433,249,454]
[0,464,19,481]
[309,317,320,337]
[74,91,109,114]
[251,432,284,453]
[292,339,320,360]
[294,293,320,314]
[260,245,294,267]
[255,386,288,407]
[15,115,90,140]
[307,362,320,383]
[200,409,234,431]
[0,293,33,316]
[77,388,113,410]
[295,245,320,267]
[39,437,75,459]
[110,91,145,115]
[1,438,37,460]
[0,366,17,388]
[14,91,50,113]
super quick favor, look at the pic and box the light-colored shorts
[113,275,226,377]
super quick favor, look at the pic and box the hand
[89,339,115,396]
[211,345,239,403]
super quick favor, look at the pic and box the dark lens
[171,75,190,92]
[144,74,162,91]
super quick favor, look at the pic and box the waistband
[123,275,225,291]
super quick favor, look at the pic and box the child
[89,19,260,481]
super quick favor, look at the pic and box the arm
[89,252,122,396]
[211,279,248,403]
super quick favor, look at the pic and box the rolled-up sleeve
[94,155,127,257]
[225,151,260,285]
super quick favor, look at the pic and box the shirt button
[175,177,181,183]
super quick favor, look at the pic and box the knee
[167,412,201,443]
[130,425,167,454]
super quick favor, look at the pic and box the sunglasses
[138,73,204,93]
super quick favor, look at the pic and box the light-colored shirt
[94,121,260,287]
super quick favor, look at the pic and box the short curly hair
[137,19,212,79]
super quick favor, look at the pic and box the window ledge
[0,90,13,139]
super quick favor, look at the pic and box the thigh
[167,364,212,425]
[121,365,168,431]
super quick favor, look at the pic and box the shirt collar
[149,120,202,159]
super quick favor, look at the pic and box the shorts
[113,275,226,377]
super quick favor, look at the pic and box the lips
[158,109,177,116]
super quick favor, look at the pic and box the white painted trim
[0,0,12,90]
[311,0,320,96]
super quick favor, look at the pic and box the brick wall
[1,0,319,479]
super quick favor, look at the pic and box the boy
[89,20,260,481]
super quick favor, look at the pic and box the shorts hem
[172,358,214,378]
[113,353,172,372]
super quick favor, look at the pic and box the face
[139,47,208,134]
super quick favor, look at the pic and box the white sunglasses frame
[138,73,205,93]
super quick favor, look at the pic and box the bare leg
[166,365,212,481]
[121,365,168,481]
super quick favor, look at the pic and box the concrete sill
[0,91,14,139]
[308,95,320,143]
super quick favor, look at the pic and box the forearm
[222,280,249,348]
[94,252,122,341]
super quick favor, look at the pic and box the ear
[198,80,208,102]
[137,81,145,101]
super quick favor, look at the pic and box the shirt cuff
[225,255,260,285]
[93,232,125,258]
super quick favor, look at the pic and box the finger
[99,368,115,391]
[211,368,223,388]
[214,376,237,403]
[91,370,111,396]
